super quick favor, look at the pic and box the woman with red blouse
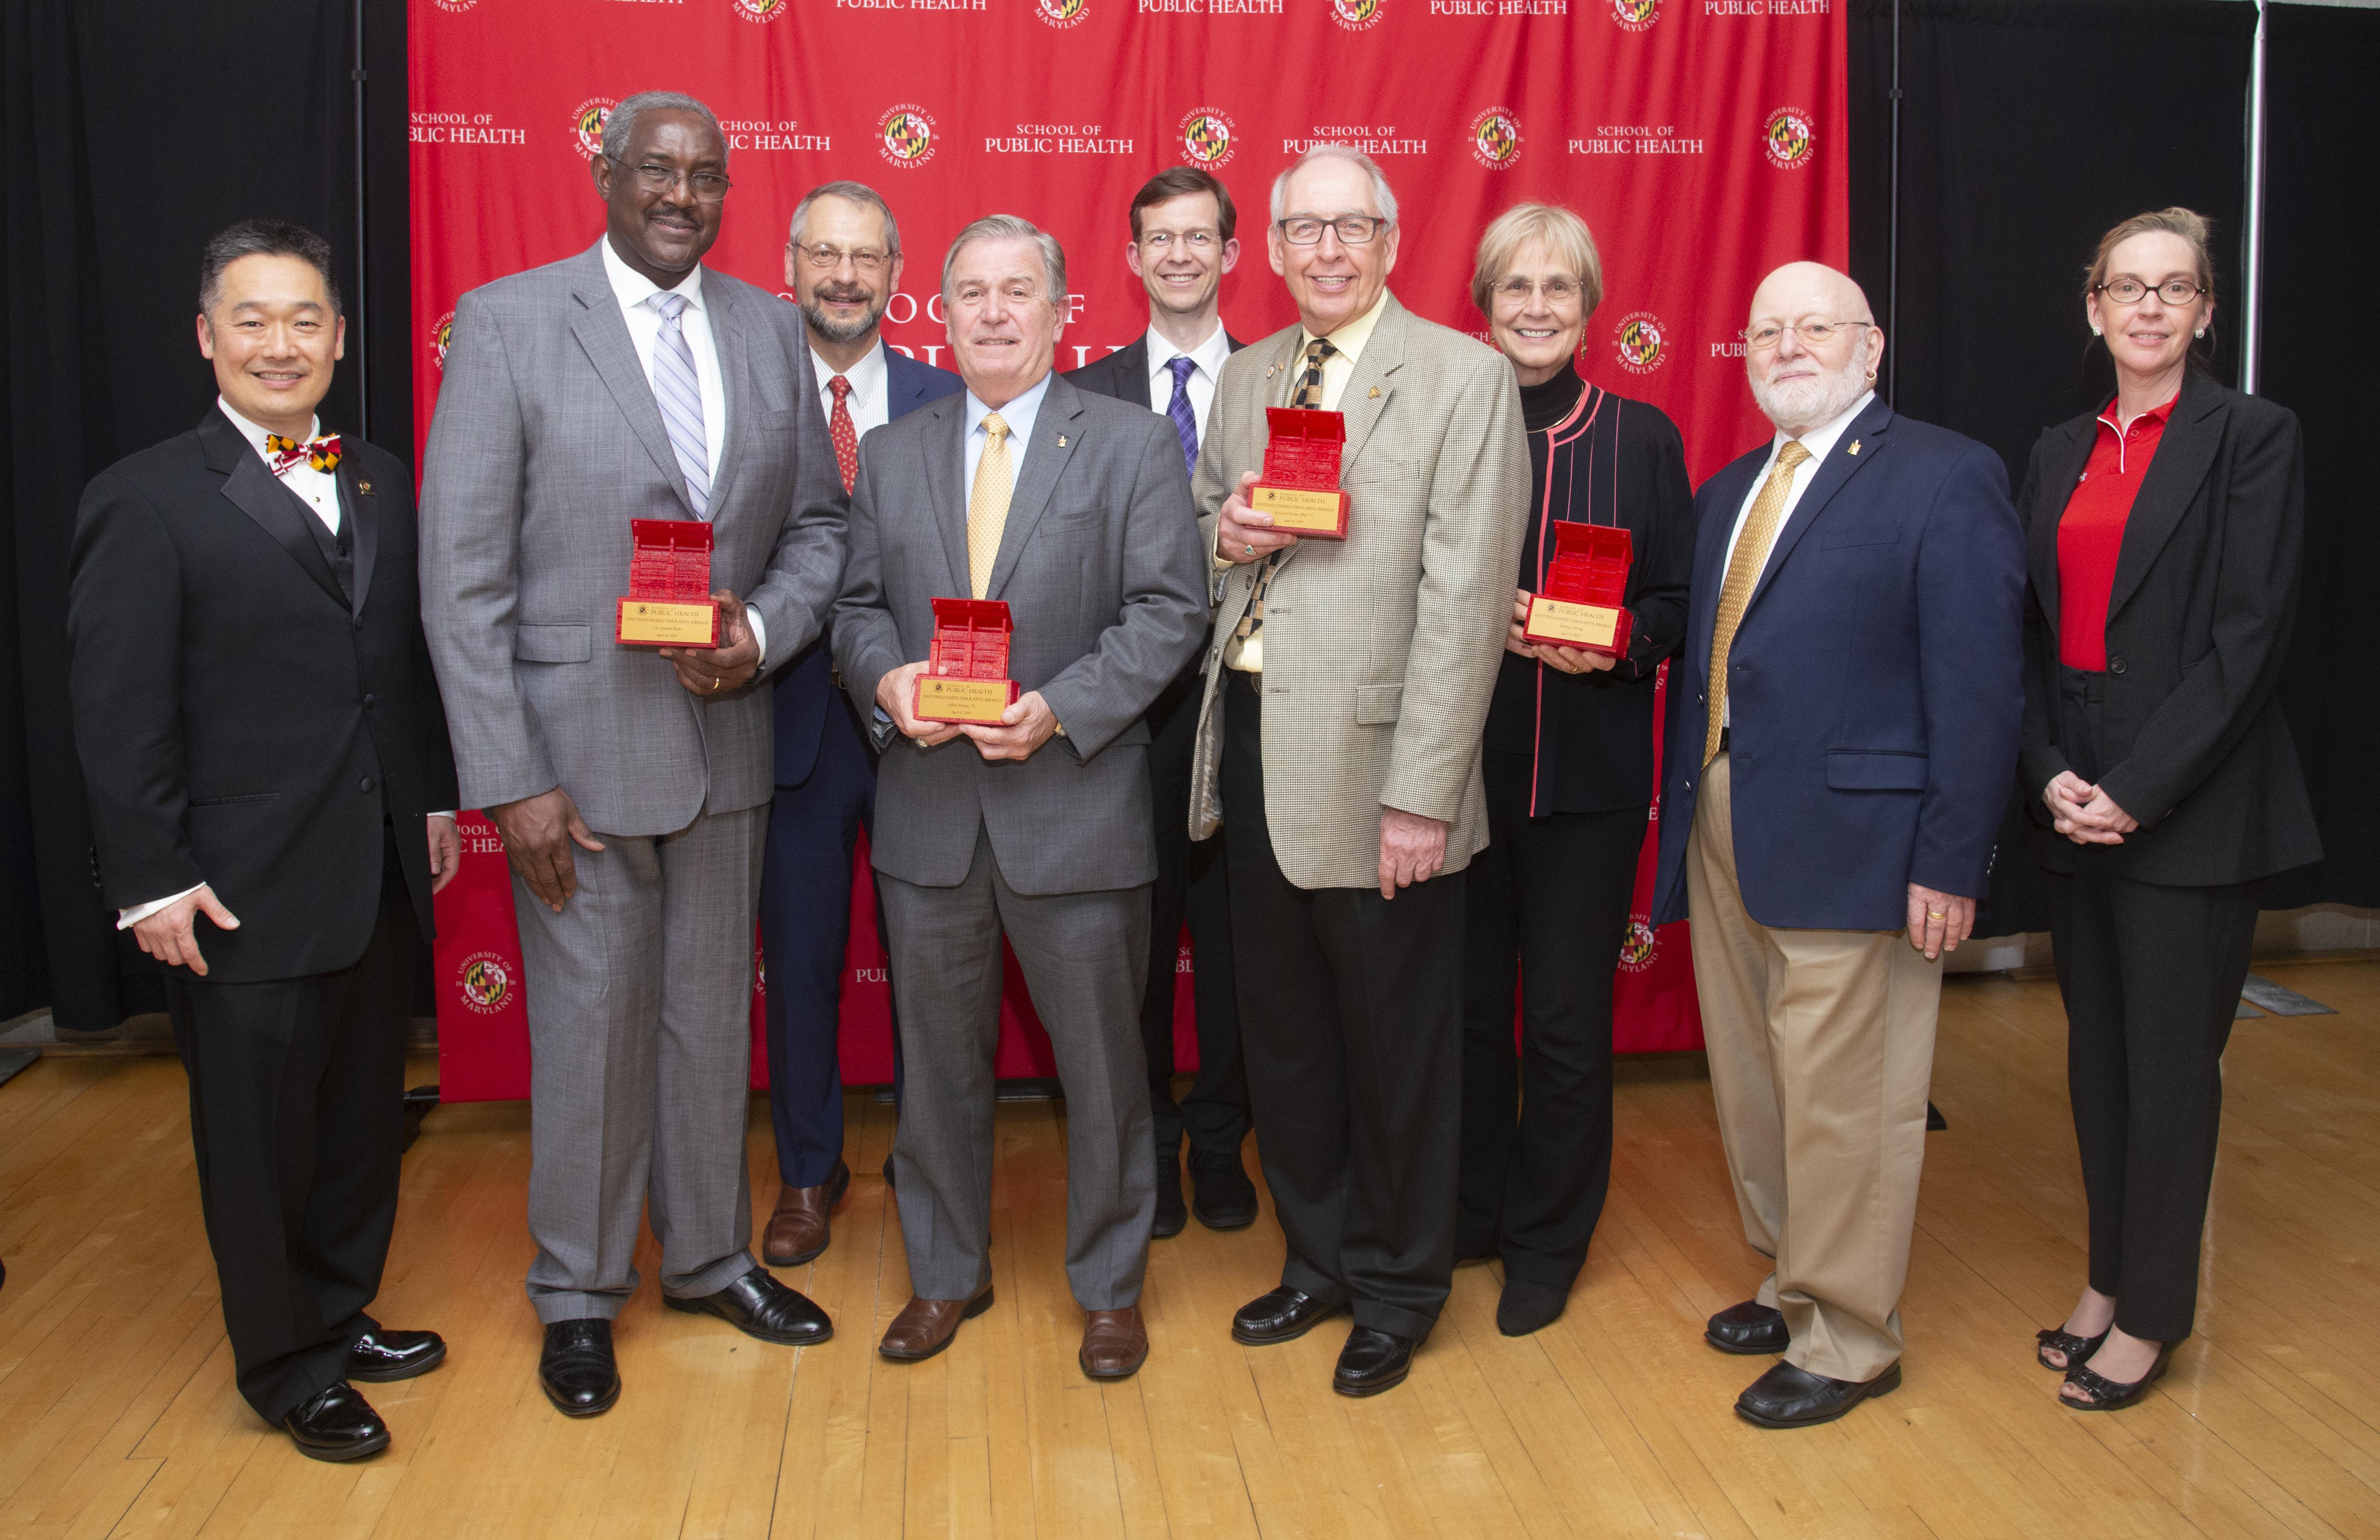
[2016,208,2320,1411]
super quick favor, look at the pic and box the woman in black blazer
[2018,208,2320,1410]
[1456,203,1693,1336]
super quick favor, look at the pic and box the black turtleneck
[1520,362,1587,436]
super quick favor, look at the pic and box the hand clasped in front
[656,590,759,697]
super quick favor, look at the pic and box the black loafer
[280,1381,390,1461]
[1189,1150,1259,1230]
[1153,1160,1188,1239]
[666,1266,833,1346]
[346,1326,447,1383]
[1231,1286,1347,1346]
[539,1318,621,1417]
[1332,1327,1416,1397]
[1705,1300,1788,1355]
[1734,1358,1901,1428]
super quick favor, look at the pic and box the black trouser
[1221,668,1464,1342]
[165,832,416,1423]
[1140,661,1250,1165]
[1456,749,1643,1289]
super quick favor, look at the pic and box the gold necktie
[966,412,1012,600]
[1225,339,1338,671]
[1703,439,1812,765]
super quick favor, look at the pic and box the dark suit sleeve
[2095,406,2306,830]
[2015,434,2074,804]
[830,435,906,744]
[747,324,850,668]
[1621,408,1694,677]
[1910,442,2027,899]
[1036,419,1206,759]
[66,470,205,908]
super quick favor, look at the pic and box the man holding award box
[1188,145,1530,1397]
[832,215,1207,1380]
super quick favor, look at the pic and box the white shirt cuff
[747,608,770,671]
[119,882,204,930]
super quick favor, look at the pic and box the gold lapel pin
[1368,387,1381,399]
[1058,435,1068,448]
[358,479,375,494]
[1845,440,1861,456]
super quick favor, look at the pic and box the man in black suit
[66,221,460,1463]
[1065,165,1254,1237]
[758,180,961,1267]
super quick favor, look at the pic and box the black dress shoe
[1230,1286,1347,1346]
[1189,1150,1259,1230]
[540,1318,621,1417]
[1153,1159,1188,1239]
[1734,1358,1901,1428]
[1705,1300,1789,1355]
[2061,1339,2181,1412]
[666,1266,833,1346]
[347,1326,447,1383]
[280,1382,390,1461]
[1333,1327,1417,1397]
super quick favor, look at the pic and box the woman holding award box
[1455,203,1696,1336]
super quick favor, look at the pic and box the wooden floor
[4,961,2378,1539]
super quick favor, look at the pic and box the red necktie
[265,432,342,476]
[827,377,859,493]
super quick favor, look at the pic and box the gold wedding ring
[1926,908,1945,918]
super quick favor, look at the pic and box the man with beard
[758,182,960,1268]
[1650,262,2023,1428]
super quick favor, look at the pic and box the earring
[1865,370,1877,383]
[2194,328,2205,338]
[2091,325,2102,336]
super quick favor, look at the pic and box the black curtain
[0,0,410,1029]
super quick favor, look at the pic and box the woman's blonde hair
[1470,203,1604,319]
[2086,206,2215,301]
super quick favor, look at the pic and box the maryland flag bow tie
[265,433,342,476]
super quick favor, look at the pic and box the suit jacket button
[360,777,376,793]
[2108,655,2128,674]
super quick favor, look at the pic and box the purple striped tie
[1164,355,1199,479]
[647,291,711,519]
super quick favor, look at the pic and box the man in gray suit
[832,215,1207,1381]
[420,91,844,1418]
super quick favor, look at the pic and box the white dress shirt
[1717,388,1874,726]
[600,236,727,479]
[1143,320,1233,442]
[812,337,891,441]
[963,369,1053,501]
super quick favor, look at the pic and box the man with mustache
[1650,262,2024,1428]
[422,90,846,1417]
[757,181,959,1268]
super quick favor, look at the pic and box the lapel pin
[1368,387,1381,399]
[1846,440,1861,456]
[1058,434,1068,448]
[357,479,375,494]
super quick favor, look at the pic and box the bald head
[1744,261,1884,436]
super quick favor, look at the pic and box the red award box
[1249,407,1350,540]
[913,597,1020,726]
[615,519,721,648]
[1521,522,1633,656]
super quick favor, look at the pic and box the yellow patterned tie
[1703,439,1812,765]
[966,412,1012,600]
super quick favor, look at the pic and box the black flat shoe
[347,1326,447,1383]
[1705,1300,1789,1355]
[2062,1339,2180,1411]
[1231,1286,1347,1346]
[2036,1324,2110,1372]
[1735,1359,1901,1428]
[539,1318,621,1417]
[1189,1150,1259,1230]
[1333,1327,1416,1397]
[280,1382,390,1461]
[665,1266,833,1346]
[1153,1160,1188,1239]
[1496,1279,1568,1337]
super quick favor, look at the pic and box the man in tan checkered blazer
[1185,145,1529,1398]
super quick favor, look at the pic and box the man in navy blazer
[759,181,961,1269]
[1651,263,2023,1429]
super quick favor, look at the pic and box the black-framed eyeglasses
[1276,215,1387,246]
[792,242,892,273]
[1739,319,1871,350]
[603,154,732,202]
[2095,278,2204,306]
[1136,230,1219,253]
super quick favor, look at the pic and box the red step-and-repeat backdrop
[410,0,1846,1101]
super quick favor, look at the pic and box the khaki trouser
[1685,753,1943,1383]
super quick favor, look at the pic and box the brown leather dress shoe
[1078,1308,1149,1380]
[879,1287,995,1362]
[763,1161,851,1267]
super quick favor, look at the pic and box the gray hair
[199,218,341,317]
[789,180,902,257]
[600,90,724,165]
[941,214,1068,310]
[1269,144,1399,228]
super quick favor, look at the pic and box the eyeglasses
[603,155,731,202]
[1276,215,1387,246]
[1136,230,1219,253]
[793,242,892,273]
[1493,277,1583,306]
[2095,278,2205,306]
[1739,319,1872,350]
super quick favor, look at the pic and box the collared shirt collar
[816,336,888,399]
[600,232,706,314]
[2096,390,2177,438]
[965,367,1053,446]
[217,397,322,462]
[1147,320,1232,379]
[1770,388,1874,466]
[1298,287,1391,364]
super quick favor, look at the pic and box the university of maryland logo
[1611,0,1659,29]
[1330,0,1384,33]
[1614,310,1667,375]
[1036,0,1090,28]
[1469,109,1522,169]
[430,310,455,372]
[1618,916,1658,972]
[878,104,938,169]
[1180,107,1236,167]
[457,951,512,1015]
[1764,106,1815,170]
[570,97,615,161]
[732,0,789,19]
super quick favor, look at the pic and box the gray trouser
[877,826,1156,1309]
[515,803,767,1323]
